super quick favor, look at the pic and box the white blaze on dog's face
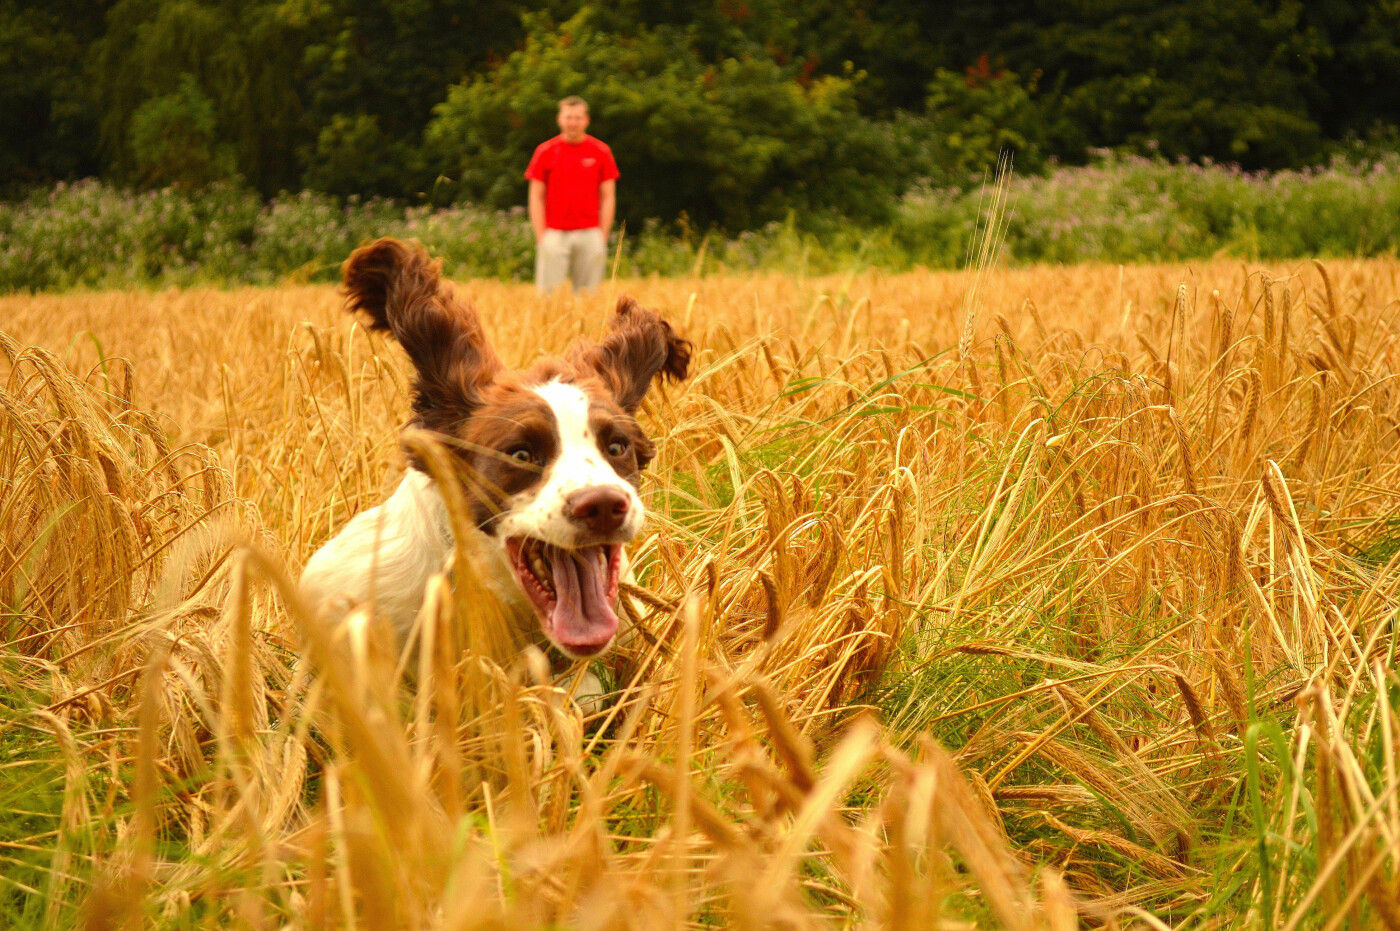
[337,238,691,660]
[488,378,653,658]
[496,380,646,547]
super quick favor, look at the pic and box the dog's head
[341,238,691,658]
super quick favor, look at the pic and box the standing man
[525,96,619,294]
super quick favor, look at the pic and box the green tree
[934,0,1331,169]
[127,73,236,187]
[91,0,307,191]
[1305,0,1400,143]
[425,9,901,230]
[301,113,420,197]
[5,0,1398,200]
[293,0,523,197]
[0,1,107,189]
[920,58,1050,181]
[578,0,938,114]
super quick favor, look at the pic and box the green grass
[0,663,83,929]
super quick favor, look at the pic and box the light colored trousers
[536,227,607,294]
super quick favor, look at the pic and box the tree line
[4,0,1398,231]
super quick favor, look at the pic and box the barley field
[4,256,1400,929]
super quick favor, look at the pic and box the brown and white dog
[300,238,690,667]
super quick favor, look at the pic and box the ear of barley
[1025,298,1047,343]
[1219,512,1243,603]
[1313,258,1339,321]
[1172,670,1215,740]
[959,156,1013,364]
[1262,275,1277,392]
[1166,283,1188,396]
[1295,378,1325,470]
[1041,812,1187,881]
[0,327,19,364]
[1239,367,1261,448]
[1055,682,1135,759]
[1365,870,1400,931]
[1213,288,1234,368]
[1260,461,1298,555]
[760,338,784,387]
[1211,657,1249,733]
[760,570,783,641]
[1136,332,1161,363]
[995,311,1014,341]
[788,473,807,516]
[965,767,1010,844]
[807,517,843,606]
[1170,407,1200,496]
[885,502,905,593]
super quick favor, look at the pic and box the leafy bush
[301,114,422,200]
[918,58,1050,183]
[3,155,1399,293]
[128,74,237,189]
[396,204,537,281]
[0,182,540,291]
[0,180,260,291]
[425,10,902,231]
[894,153,1400,266]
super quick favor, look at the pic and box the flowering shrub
[3,156,1398,293]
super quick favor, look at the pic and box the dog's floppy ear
[341,238,503,427]
[575,295,692,412]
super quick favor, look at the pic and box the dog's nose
[566,486,630,535]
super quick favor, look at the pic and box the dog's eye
[607,439,628,457]
[509,447,534,464]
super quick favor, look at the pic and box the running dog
[300,238,690,670]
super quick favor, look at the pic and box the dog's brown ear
[342,238,503,426]
[575,295,692,412]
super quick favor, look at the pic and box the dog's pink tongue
[548,547,617,652]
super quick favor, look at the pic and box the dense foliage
[5,156,1399,293]
[426,10,899,228]
[3,0,1398,232]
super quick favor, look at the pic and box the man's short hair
[559,95,589,112]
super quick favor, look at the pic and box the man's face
[557,104,590,143]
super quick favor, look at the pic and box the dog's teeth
[528,552,553,595]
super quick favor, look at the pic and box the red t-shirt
[524,135,620,231]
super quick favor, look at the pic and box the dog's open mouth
[505,537,623,657]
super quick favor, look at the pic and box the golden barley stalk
[1262,275,1277,391]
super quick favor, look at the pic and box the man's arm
[528,179,547,242]
[599,179,616,238]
